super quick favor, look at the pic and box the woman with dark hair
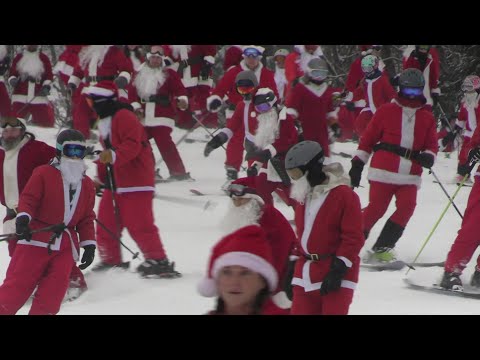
[198,225,279,315]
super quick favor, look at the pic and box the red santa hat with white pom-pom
[197,225,278,297]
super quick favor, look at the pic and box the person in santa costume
[198,225,280,315]
[129,45,192,181]
[8,45,55,127]
[285,58,341,159]
[206,46,278,183]
[284,140,364,315]
[349,68,438,265]
[84,81,180,278]
[0,45,11,118]
[0,129,96,315]
[272,49,289,104]
[223,45,244,71]
[67,45,133,140]
[53,45,83,87]
[164,45,217,129]
[220,177,296,314]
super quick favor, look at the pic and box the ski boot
[137,258,181,278]
[167,172,195,182]
[221,166,238,192]
[439,271,464,292]
[363,247,397,264]
[90,261,130,273]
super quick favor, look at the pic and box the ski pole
[406,173,470,275]
[429,168,464,219]
[105,163,140,260]
[94,218,140,259]
[0,222,67,242]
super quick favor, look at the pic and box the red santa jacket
[129,68,188,129]
[96,108,155,193]
[285,80,337,157]
[352,73,396,113]
[16,163,96,261]
[354,97,438,187]
[208,61,278,111]
[0,135,55,211]
[403,54,440,106]
[466,118,480,178]
[292,179,364,292]
[166,45,216,88]
[8,50,53,105]
[223,45,243,71]
[53,45,83,86]
[456,99,480,139]
[284,46,324,99]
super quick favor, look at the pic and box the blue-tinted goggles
[309,69,328,80]
[401,86,424,97]
[255,102,273,113]
[60,143,87,159]
[243,48,262,58]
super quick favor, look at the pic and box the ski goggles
[243,47,262,58]
[57,142,87,159]
[309,69,329,80]
[236,85,256,96]
[400,86,424,97]
[255,102,273,113]
[227,184,256,198]
[1,117,25,129]
[146,51,163,59]
[286,167,305,181]
[417,45,430,52]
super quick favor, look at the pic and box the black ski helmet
[56,129,86,158]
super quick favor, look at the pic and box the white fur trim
[197,278,217,297]
[233,193,265,206]
[431,87,441,95]
[68,75,81,87]
[271,291,292,309]
[203,55,215,64]
[79,240,97,247]
[354,150,370,164]
[355,99,367,108]
[264,145,277,157]
[131,102,142,111]
[85,86,115,97]
[286,108,299,118]
[17,212,32,221]
[42,79,52,87]
[0,45,7,61]
[337,256,352,268]
[367,167,422,188]
[220,127,233,139]
[116,186,155,193]
[111,150,116,164]
[118,71,131,83]
[207,94,222,111]
[11,95,48,104]
[8,75,17,84]
[177,95,188,104]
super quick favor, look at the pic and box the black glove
[246,149,272,163]
[114,76,128,89]
[468,146,480,165]
[320,257,348,296]
[330,123,342,139]
[9,77,18,88]
[390,75,399,87]
[349,158,365,188]
[247,164,258,177]
[164,58,172,67]
[199,62,213,81]
[414,152,434,169]
[15,215,31,242]
[39,85,50,97]
[208,98,222,112]
[67,83,77,97]
[441,125,461,147]
[345,101,356,112]
[283,259,296,301]
[431,93,440,107]
[78,245,96,270]
[204,132,228,157]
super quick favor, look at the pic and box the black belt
[6,208,16,218]
[303,253,333,261]
[373,142,419,161]
[86,75,115,83]
[140,95,171,106]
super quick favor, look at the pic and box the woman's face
[217,265,267,311]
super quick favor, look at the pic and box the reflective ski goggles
[286,167,305,181]
[243,47,262,58]
[1,117,25,129]
[255,102,273,113]
[146,51,163,59]
[417,45,430,52]
[309,69,328,80]
[227,184,255,197]
[236,85,256,96]
[57,142,87,159]
[400,86,424,97]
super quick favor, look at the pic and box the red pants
[146,126,186,176]
[176,86,217,129]
[73,94,97,139]
[290,286,354,315]
[458,136,471,166]
[337,106,356,141]
[0,244,74,315]
[225,131,244,171]
[355,110,373,138]
[12,102,55,127]
[96,190,166,264]
[0,82,11,117]
[445,177,480,273]
[363,181,417,233]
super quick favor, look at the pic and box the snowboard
[403,277,480,299]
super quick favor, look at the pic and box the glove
[9,77,18,88]
[114,76,128,89]
[320,257,348,296]
[441,125,461,147]
[67,82,77,96]
[208,98,222,112]
[431,93,440,107]
[163,58,172,67]
[99,149,114,164]
[246,149,272,163]
[349,158,365,188]
[283,259,296,301]
[330,123,342,139]
[414,152,434,169]
[390,75,399,87]
[345,101,356,112]
[39,85,50,97]
[247,164,258,177]
[468,146,480,165]
[199,62,213,81]
[15,215,32,242]
[204,132,228,157]
[78,245,96,270]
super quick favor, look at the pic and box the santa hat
[84,80,118,98]
[197,225,278,297]
[228,177,266,205]
[274,49,289,58]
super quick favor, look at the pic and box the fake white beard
[220,200,262,234]
[289,174,312,205]
[59,157,87,187]
[464,93,479,109]
[170,45,192,59]
[97,116,112,139]
[134,65,166,99]
[253,109,279,149]
[17,51,44,80]
[79,45,111,69]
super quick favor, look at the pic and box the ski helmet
[361,55,379,75]
[306,58,329,81]
[56,129,86,158]
[285,141,324,170]
[415,45,431,54]
[253,88,277,113]
[399,68,425,88]
[235,70,258,97]
[461,75,480,92]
